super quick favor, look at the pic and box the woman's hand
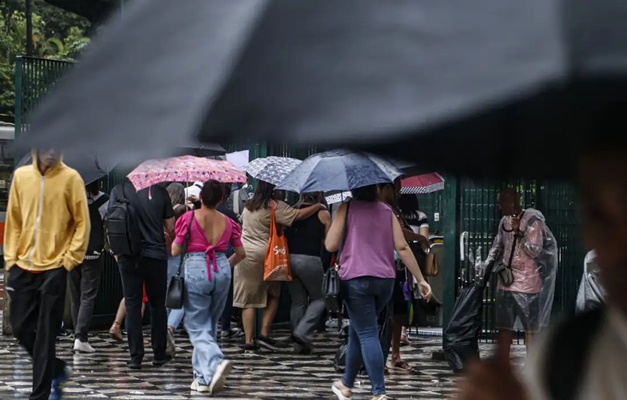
[417,235,430,252]
[187,194,198,204]
[417,280,432,301]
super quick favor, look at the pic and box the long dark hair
[352,185,378,202]
[246,180,276,212]
[398,194,420,214]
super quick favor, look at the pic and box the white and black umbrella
[244,156,302,186]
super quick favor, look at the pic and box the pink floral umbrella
[128,155,246,191]
[400,173,445,194]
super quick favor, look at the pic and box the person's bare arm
[325,203,347,253]
[419,226,430,240]
[229,245,246,267]
[296,204,325,221]
[172,243,182,257]
[164,217,175,235]
[393,215,431,300]
[318,209,332,235]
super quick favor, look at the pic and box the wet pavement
[0,325,526,400]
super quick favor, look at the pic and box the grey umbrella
[277,150,403,193]
[16,0,627,177]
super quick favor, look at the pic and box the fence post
[442,174,459,328]
[3,58,25,336]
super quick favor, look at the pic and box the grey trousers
[289,254,325,344]
[69,257,103,342]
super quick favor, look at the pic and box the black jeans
[118,256,168,363]
[69,257,103,342]
[8,267,67,400]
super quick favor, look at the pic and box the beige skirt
[233,249,281,309]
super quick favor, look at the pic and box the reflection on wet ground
[0,327,524,399]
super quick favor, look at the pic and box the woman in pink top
[172,181,246,395]
[325,185,431,400]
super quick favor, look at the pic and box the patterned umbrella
[400,173,445,194]
[244,156,302,186]
[128,155,246,191]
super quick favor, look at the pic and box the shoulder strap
[176,212,195,277]
[93,194,109,210]
[545,308,605,400]
[337,202,351,261]
[504,211,525,268]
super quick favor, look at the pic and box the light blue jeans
[184,252,231,385]
[167,255,185,330]
[342,277,395,396]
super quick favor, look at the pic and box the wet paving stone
[0,328,525,399]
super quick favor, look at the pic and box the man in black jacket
[109,181,175,369]
[69,181,109,353]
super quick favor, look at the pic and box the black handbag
[166,212,194,309]
[322,203,350,313]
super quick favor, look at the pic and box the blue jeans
[184,252,231,385]
[341,277,395,396]
[167,255,185,330]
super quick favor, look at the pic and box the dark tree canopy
[43,0,121,27]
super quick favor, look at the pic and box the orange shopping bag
[264,201,292,281]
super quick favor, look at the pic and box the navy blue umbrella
[277,150,402,194]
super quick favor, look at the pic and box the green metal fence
[440,177,585,341]
[13,56,587,335]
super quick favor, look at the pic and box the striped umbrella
[400,173,445,194]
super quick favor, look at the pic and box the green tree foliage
[0,0,90,120]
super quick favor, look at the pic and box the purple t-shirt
[339,201,396,280]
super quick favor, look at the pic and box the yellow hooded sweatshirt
[4,153,90,272]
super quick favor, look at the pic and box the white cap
[184,181,203,199]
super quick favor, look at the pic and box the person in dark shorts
[487,188,558,361]
[495,290,540,333]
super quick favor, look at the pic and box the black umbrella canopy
[16,0,627,177]
[12,152,107,186]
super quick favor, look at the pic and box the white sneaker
[190,379,210,392]
[209,360,233,394]
[73,339,95,353]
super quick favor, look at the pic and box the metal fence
[444,178,584,341]
[13,56,586,335]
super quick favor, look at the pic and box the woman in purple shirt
[172,181,246,395]
[325,184,431,400]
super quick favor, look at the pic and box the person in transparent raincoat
[485,188,558,360]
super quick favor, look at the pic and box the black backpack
[545,307,605,400]
[106,182,141,257]
[87,193,109,256]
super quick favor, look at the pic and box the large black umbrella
[12,153,108,186]
[16,0,627,176]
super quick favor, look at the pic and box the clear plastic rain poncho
[484,208,558,332]
[576,250,605,313]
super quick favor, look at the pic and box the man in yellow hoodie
[4,149,90,400]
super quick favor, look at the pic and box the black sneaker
[127,360,142,370]
[222,328,243,339]
[257,335,290,351]
[291,335,313,354]
[152,355,173,366]
[242,343,260,352]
